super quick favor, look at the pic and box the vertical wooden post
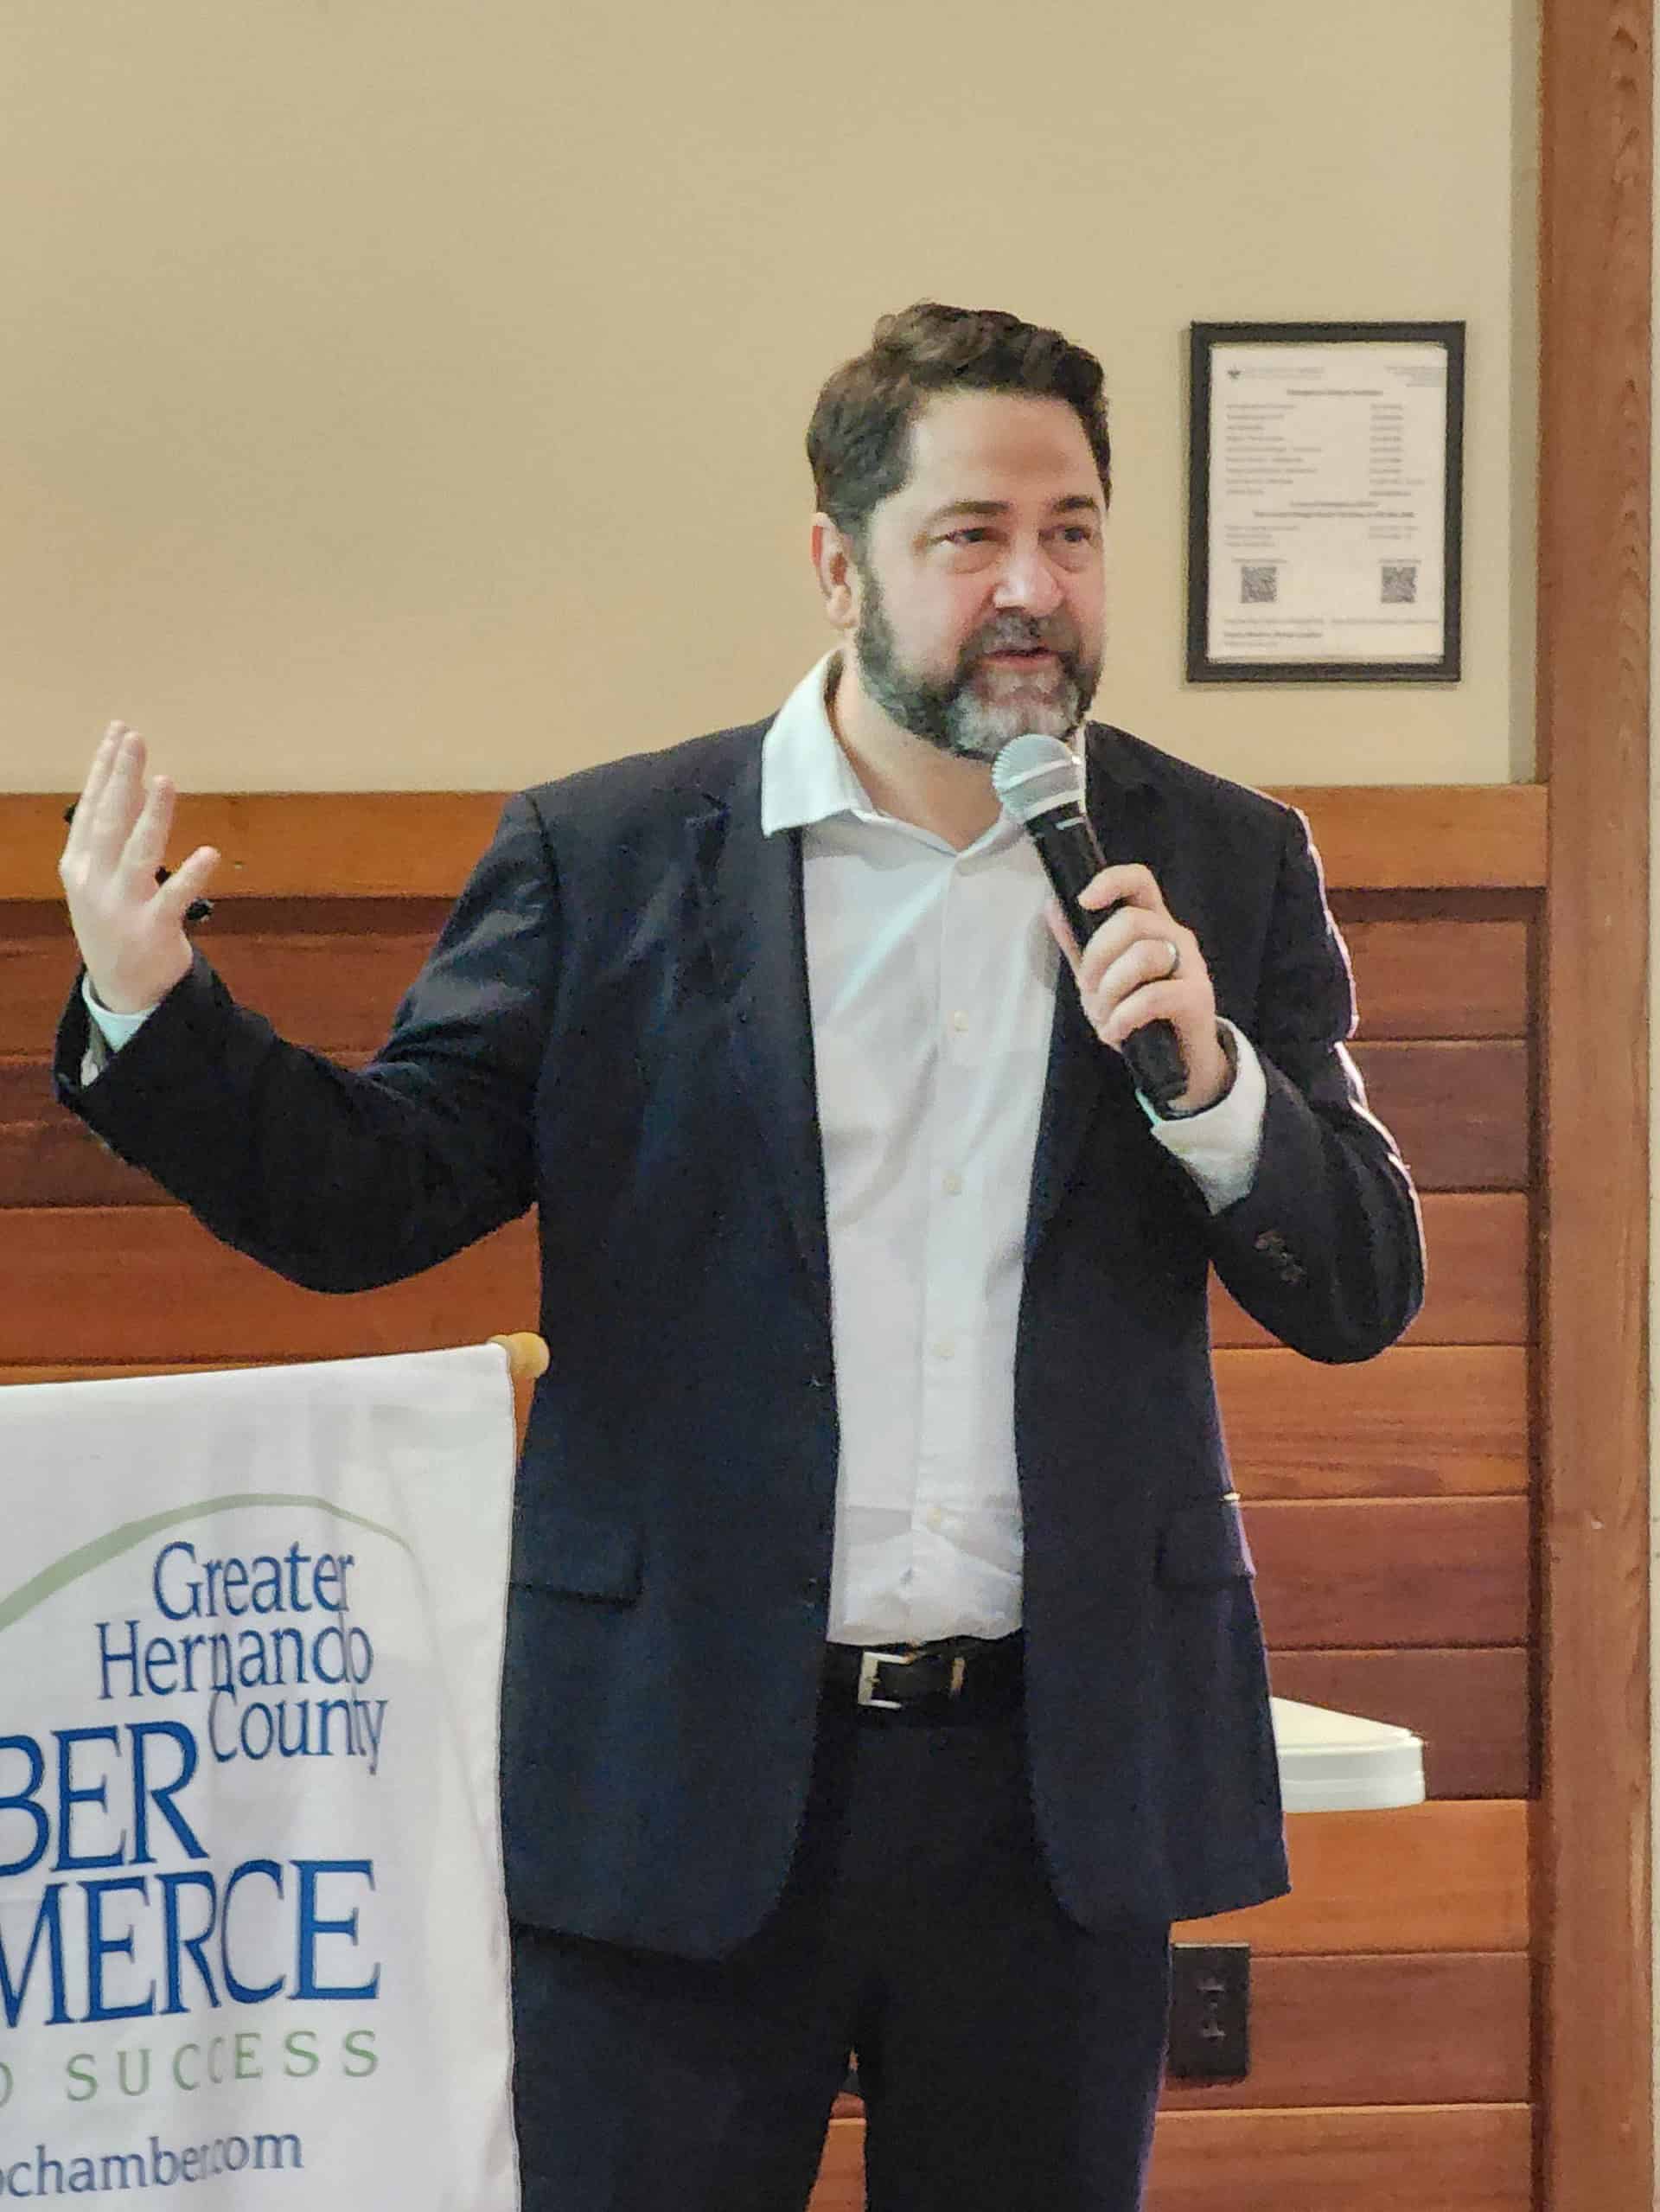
[1538,1,1652,2204]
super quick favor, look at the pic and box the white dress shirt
[761,656,1265,1644]
[83,659,1267,1643]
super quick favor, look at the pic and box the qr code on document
[1239,564,1278,604]
[1381,562,1420,604]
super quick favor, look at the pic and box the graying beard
[856,591,1089,761]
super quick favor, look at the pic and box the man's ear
[810,515,861,631]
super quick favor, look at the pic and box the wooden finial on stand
[489,1332,550,1382]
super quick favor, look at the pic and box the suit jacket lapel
[1025,726,1165,1260]
[687,721,1166,1281]
[688,758,832,1300]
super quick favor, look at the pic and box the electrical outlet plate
[1166,1941,1250,2080]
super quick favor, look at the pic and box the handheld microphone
[992,732,1188,1111]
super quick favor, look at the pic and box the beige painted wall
[2,0,1532,795]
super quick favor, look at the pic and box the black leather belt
[823,1633,1024,1722]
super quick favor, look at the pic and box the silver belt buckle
[855,1647,969,1710]
[856,1647,915,1710]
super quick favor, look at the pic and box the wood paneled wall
[1158,860,1539,2212]
[0,786,1544,2212]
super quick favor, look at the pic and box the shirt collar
[759,653,871,836]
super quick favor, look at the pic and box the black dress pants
[510,1696,1171,2212]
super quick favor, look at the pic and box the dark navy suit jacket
[56,716,1423,1958]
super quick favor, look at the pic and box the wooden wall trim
[1273,787,1546,892]
[0,783,1548,904]
[816,2106,1536,2212]
[1538,1,1654,2207]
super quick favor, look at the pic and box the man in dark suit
[57,303,1421,2211]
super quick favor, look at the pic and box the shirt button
[942,1170,964,1196]
[930,1337,955,1361]
[949,1010,969,1032]
[926,1506,945,1532]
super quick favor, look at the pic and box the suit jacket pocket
[1156,1493,1255,1586]
[511,1494,643,1602]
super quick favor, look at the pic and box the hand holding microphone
[992,734,1232,1116]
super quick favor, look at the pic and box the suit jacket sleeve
[1203,802,1424,1364]
[51,794,557,1293]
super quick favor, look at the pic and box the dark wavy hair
[807,302,1112,547]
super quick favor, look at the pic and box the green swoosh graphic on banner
[0,1494,414,1638]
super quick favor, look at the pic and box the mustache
[963,614,1082,660]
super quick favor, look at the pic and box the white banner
[0,1346,520,2210]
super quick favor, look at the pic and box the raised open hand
[59,723,220,1014]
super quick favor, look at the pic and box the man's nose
[992,542,1065,616]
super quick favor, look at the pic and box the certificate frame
[1185,320,1465,683]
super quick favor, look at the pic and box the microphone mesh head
[992,733,1082,825]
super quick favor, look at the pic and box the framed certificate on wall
[1186,321,1465,683]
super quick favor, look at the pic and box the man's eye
[945,527,993,545]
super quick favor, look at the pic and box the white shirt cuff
[1142,1020,1266,1214]
[79,976,159,1084]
